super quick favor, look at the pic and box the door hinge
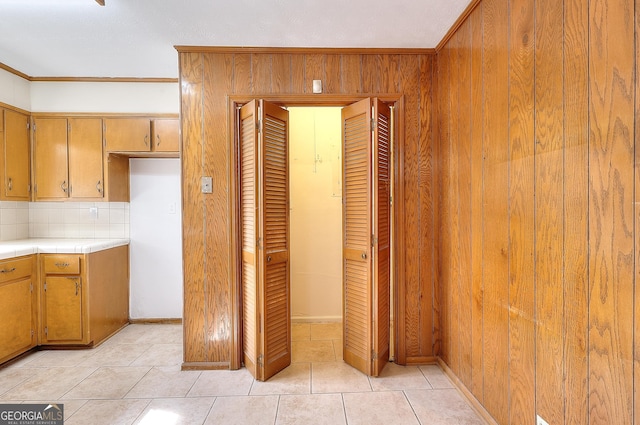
[258,313,262,334]
[31,329,34,338]
[371,234,377,247]
[257,354,264,367]
[371,350,377,360]
[34,184,37,194]
[32,123,36,131]
[68,122,72,132]
[43,282,47,291]
[257,119,262,134]
[257,237,262,250]
[28,184,31,193]
[30,283,33,292]
[44,327,48,335]
[27,121,30,130]
[370,118,376,132]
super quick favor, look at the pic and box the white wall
[289,107,343,322]
[0,68,30,110]
[129,158,183,319]
[30,81,179,113]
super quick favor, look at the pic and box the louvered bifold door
[258,100,291,381]
[342,98,374,375]
[239,100,260,378]
[371,99,391,376]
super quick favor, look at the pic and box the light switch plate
[201,176,213,194]
[312,79,322,94]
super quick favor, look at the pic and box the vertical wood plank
[233,54,252,94]
[271,54,291,94]
[481,0,510,422]
[456,20,473,389]
[418,54,435,360]
[203,54,235,362]
[382,55,400,93]
[588,0,635,423]
[305,54,324,94]
[252,54,272,94]
[341,55,363,93]
[325,54,341,94]
[290,54,306,94]
[469,4,485,402]
[398,55,423,358]
[508,0,536,423]
[435,47,450,361]
[636,1,640,424]
[448,30,462,375]
[563,0,590,423]
[180,52,206,363]
[362,55,383,93]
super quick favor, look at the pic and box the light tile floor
[0,323,486,425]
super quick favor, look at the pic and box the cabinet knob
[7,177,12,191]
[96,180,103,194]
[61,180,68,193]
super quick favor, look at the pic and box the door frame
[227,94,407,370]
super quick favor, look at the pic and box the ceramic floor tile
[3,350,47,368]
[369,363,432,391]
[276,393,346,425]
[291,323,311,341]
[65,399,151,425]
[134,397,216,425]
[311,362,371,393]
[62,366,151,400]
[204,395,278,425]
[101,324,152,345]
[22,349,99,368]
[292,340,336,362]
[30,399,88,421]
[419,364,454,388]
[250,363,310,395]
[343,391,420,425]
[125,366,201,399]
[129,344,182,367]
[78,343,153,367]
[133,324,183,344]
[310,322,342,340]
[188,368,254,397]
[2,367,97,401]
[0,367,42,396]
[405,388,485,424]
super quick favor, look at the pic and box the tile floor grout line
[402,389,425,425]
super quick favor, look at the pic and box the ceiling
[0,0,472,79]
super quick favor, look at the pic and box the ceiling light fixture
[95,0,105,5]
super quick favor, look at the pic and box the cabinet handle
[156,134,161,147]
[144,134,149,146]
[7,177,12,191]
[267,255,272,263]
[0,267,16,274]
[55,262,70,268]
[75,280,80,296]
[61,180,68,193]
[96,180,103,194]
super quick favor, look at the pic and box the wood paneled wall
[178,49,437,367]
[435,0,638,424]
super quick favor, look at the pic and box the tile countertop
[0,238,130,260]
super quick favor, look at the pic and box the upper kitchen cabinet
[33,117,105,201]
[103,117,179,156]
[1,109,31,201]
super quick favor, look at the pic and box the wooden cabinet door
[3,110,31,200]
[43,276,83,342]
[0,278,35,363]
[103,118,151,152]
[33,118,69,200]
[240,99,291,381]
[68,118,104,199]
[152,118,179,152]
[342,98,390,377]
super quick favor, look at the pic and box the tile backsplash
[0,201,130,241]
[0,202,29,241]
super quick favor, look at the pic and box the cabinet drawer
[0,257,32,284]
[43,255,81,274]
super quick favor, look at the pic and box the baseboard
[290,316,342,323]
[129,318,182,324]
[182,361,229,371]
[436,357,498,425]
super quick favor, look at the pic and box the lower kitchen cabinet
[0,256,37,364]
[40,245,129,346]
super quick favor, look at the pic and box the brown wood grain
[179,52,206,364]
[290,55,305,93]
[418,55,435,362]
[588,0,635,423]
[271,54,291,94]
[398,54,421,360]
[455,21,473,389]
[341,55,362,94]
[468,4,484,402]
[507,0,536,422]
[252,54,272,94]
[447,30,462,376]
[324,54,341,94]
[563,0,589,423]
[480,0,510,422]
[636,2,640,424]
[233,54,252,94]
[535,0,566,419]
[304,54,324,94]
[362,55,383,93]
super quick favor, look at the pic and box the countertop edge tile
[0,238,130,260]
